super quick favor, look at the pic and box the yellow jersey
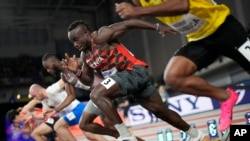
[139,0,231,42]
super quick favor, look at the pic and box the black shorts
[45,117,60,129]
[174,15,250,72]
[110,66,157,102]
[44,117,59,140]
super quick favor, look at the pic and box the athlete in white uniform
[29,79,85,141]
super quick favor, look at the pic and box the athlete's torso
[139,0,230,41]
[85,43,148,78]
[42,82,80,114]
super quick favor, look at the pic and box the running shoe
[218,87,238,131]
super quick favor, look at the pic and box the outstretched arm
[53,80,76,112]
[22,99,41,113]
[21,99,45,121]
[94,19,176,44]
[79,51,95,86]
[43,78,77,117]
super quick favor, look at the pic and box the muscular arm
[54,82,76,112]
[22,99,41,113]
[22,99,44,120]
[78,51,95,86]
[94,19,160,44]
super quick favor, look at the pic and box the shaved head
[29,84,43,98]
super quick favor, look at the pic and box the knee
[89,92,99,103]
[53,121,67,133]
[164,71,182,90]
[79,120,88,131]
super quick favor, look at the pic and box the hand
[158,24,177,37]
[43,109,56,118]
[61,53,79,72]
[115,2,138,19]
[24,114,34,123]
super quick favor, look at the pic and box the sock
[185,126,198,137]
[114,123,131,138]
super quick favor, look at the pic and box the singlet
[42,82,80,114]
[139,0,231,42]
[85,43,148,78]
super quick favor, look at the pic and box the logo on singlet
[86,56,103,68]
[168,13,205,34]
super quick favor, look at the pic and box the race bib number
[101,67,117,78]
[46,118,54,124]
[66,112,76,121]
[169,13,205,34]
[101,77,116,89]
[238,39,250,62]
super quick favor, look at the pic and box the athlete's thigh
[91,77,121,99]
[32,122,53,135]
[174,42,219,71]
[80,112,98,124]
[54,118,69,129]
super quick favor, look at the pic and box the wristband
[75,80,91,90]
[155,23,160,31]
[73,69,82,78]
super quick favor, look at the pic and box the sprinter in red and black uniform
[62,19,207,141]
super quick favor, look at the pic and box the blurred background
[0,0,250,140]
